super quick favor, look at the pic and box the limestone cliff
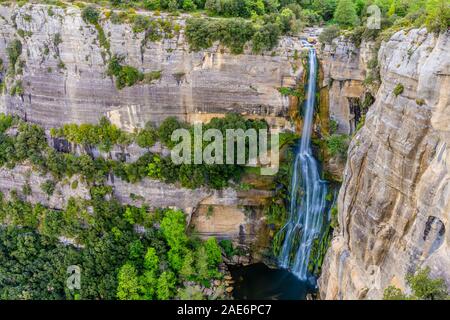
[0,4,300,130]
[319,37,373,135]
[319,29,450,299]
[317,37,376,181]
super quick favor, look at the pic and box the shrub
[53,33,62,46]
[0,114,13,133]
[407,267,449,300]
[204,237,222,268]
[10,81,24,96]
[107,55,145,89]
[384,267,449,300]
[318,25,340,45]
[157,116,184,148]
[329,119,338,134]
[416,98,426,106]
[383,285,410,300]
[183,0,197,11]
[116,65,144,88]
[41,180,56,196]
[132,15,151,33]
[219,239,235,257]
[81,5,100,25]
[278,87,304,98]
[143,70,162,84]
[22,183,32,196]
[425,0,450,33]
[71,180,79,189]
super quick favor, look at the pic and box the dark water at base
[229,263,315,300]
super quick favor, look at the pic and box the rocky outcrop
[0,162,273,250]
[319,29,450,299]
[0,3,300,260]
[0,4,301,130]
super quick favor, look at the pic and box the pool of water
[229,263,316,300]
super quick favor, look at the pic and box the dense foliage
[2,113,268,190]
[0,187,223,299]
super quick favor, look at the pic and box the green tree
[425,0,450,33]
[147,155,162,179]
[136,124,158,148]
[160,209,188,249]
[167,248,184,271]
[117,263,141,300]
[177,284,204,299]
[265,0,280,12]
[334,0,358,27]
[407,267,449,300]
[383,267,449,300]
[140,270,157,299]
[183,0,197,11]
[158,116,184,148]
[252,23,281,53]
[195,246,210,281]
[81,5,100,24]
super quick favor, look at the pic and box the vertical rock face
[319,29,450,300]
[0,4,301,130]
[320,38,373,135]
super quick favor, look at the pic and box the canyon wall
[320,37,372,135]
[0,4,300,130]
[318,37,375,181]
[319,28,450,299]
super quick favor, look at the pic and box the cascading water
[278,48,329,280]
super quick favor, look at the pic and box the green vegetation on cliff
[0,189,223,299]
[2,113,270,190]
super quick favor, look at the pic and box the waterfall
[278,49,329,280]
